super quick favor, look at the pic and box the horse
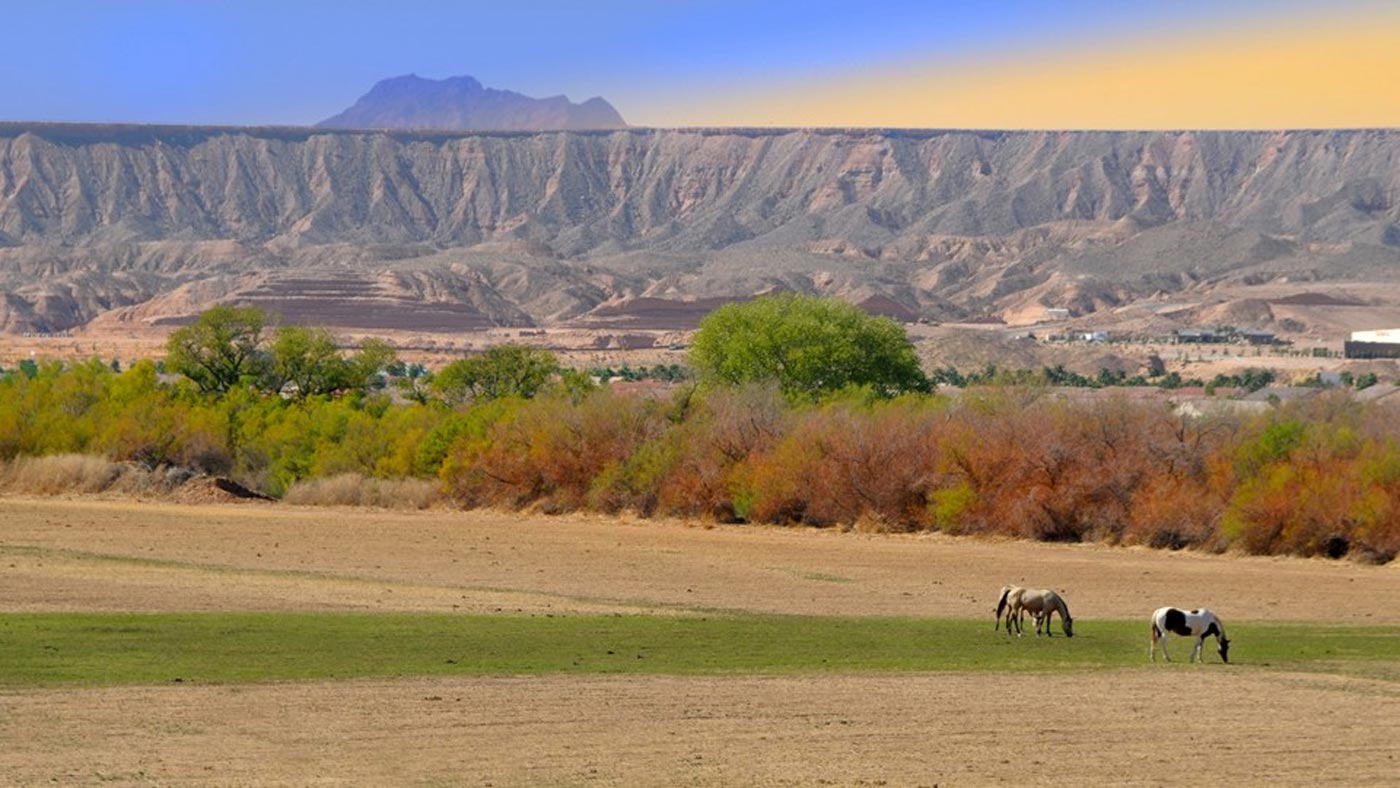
[995,585,1073,637]
[1150,607,1230,663]
[1012,588,1074,638]
[994,585,1025,632]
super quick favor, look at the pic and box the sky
[1,0,1397,129]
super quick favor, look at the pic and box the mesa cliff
[1,123,1397,334]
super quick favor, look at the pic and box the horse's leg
[1191,637,1203,663]
[1161,634,1172,662]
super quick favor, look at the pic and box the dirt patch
[3,497,1399,621]
[2,670,1397,786]
[168,477,273,505]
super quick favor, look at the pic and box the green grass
[2,613,1397,688]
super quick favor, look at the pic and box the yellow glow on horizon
[664,13,1400,129]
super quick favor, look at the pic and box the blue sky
[0,0,1391,127]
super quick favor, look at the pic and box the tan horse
[1007,587,1074,637]
[994,585,1026,632]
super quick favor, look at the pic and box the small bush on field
[283,474,441,509]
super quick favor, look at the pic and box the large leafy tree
[165,305,269,394]
[432,344,560,405]
[270,326,345,398]
[269,328,400,399]
[689,293,929,397]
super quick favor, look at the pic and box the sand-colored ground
[3,496,1400,786]
[3,497,1398,621]
[3,671,1399,786]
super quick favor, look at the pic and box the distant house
[1240,329,1277,345]
[1043,308,1071,321]
[1350,329,1400,343]
[1345,328,1400,359]
[1078,330,1108,343]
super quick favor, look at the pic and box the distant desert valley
[3,120,1400,377]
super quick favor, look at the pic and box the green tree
[165,305,269,393]
[271,326,347,398]
[345,339,398,392]
[689,293,929,397]
[432,344,560,405]
[271,330,399,399]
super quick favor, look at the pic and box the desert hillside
[1,123,1398,334]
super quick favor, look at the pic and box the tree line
[1,294,1396,563]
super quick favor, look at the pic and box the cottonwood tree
[165,305,269,393]
[432,344,560,405]
[689,293,929,397]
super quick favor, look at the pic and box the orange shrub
[441,391,666,511]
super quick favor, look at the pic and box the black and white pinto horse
[1150,607,1230,663]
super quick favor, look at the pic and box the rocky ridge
[1,123,1398,334]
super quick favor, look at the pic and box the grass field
[4,611,1399,688]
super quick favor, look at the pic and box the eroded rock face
[1,124,1398,333]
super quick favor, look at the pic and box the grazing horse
[1012,588,1074,638]
[994,585,1025,632]
[1150,607,1230,663]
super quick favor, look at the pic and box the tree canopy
[165,305,269,393]
[689,293,929,397]
[166,306,397,397]
[431,344,561,405]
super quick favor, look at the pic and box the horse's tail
[995,587,1011,630]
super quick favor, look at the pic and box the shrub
[282,474,441,509]
[0,455,125,495]
[441,391,666,511]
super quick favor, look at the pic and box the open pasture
[3,497,1400,785]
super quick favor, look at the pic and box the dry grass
[282,473,442,510]
[0,455,125,495]
[0,456,438,509]
[0,454,193,497]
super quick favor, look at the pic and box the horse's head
[1063,616,1074,638]
[1218,637,1231,663]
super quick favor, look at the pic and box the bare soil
[3,496,1400,786]
[3,497,1397,620]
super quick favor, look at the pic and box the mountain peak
[317,74,626,132]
